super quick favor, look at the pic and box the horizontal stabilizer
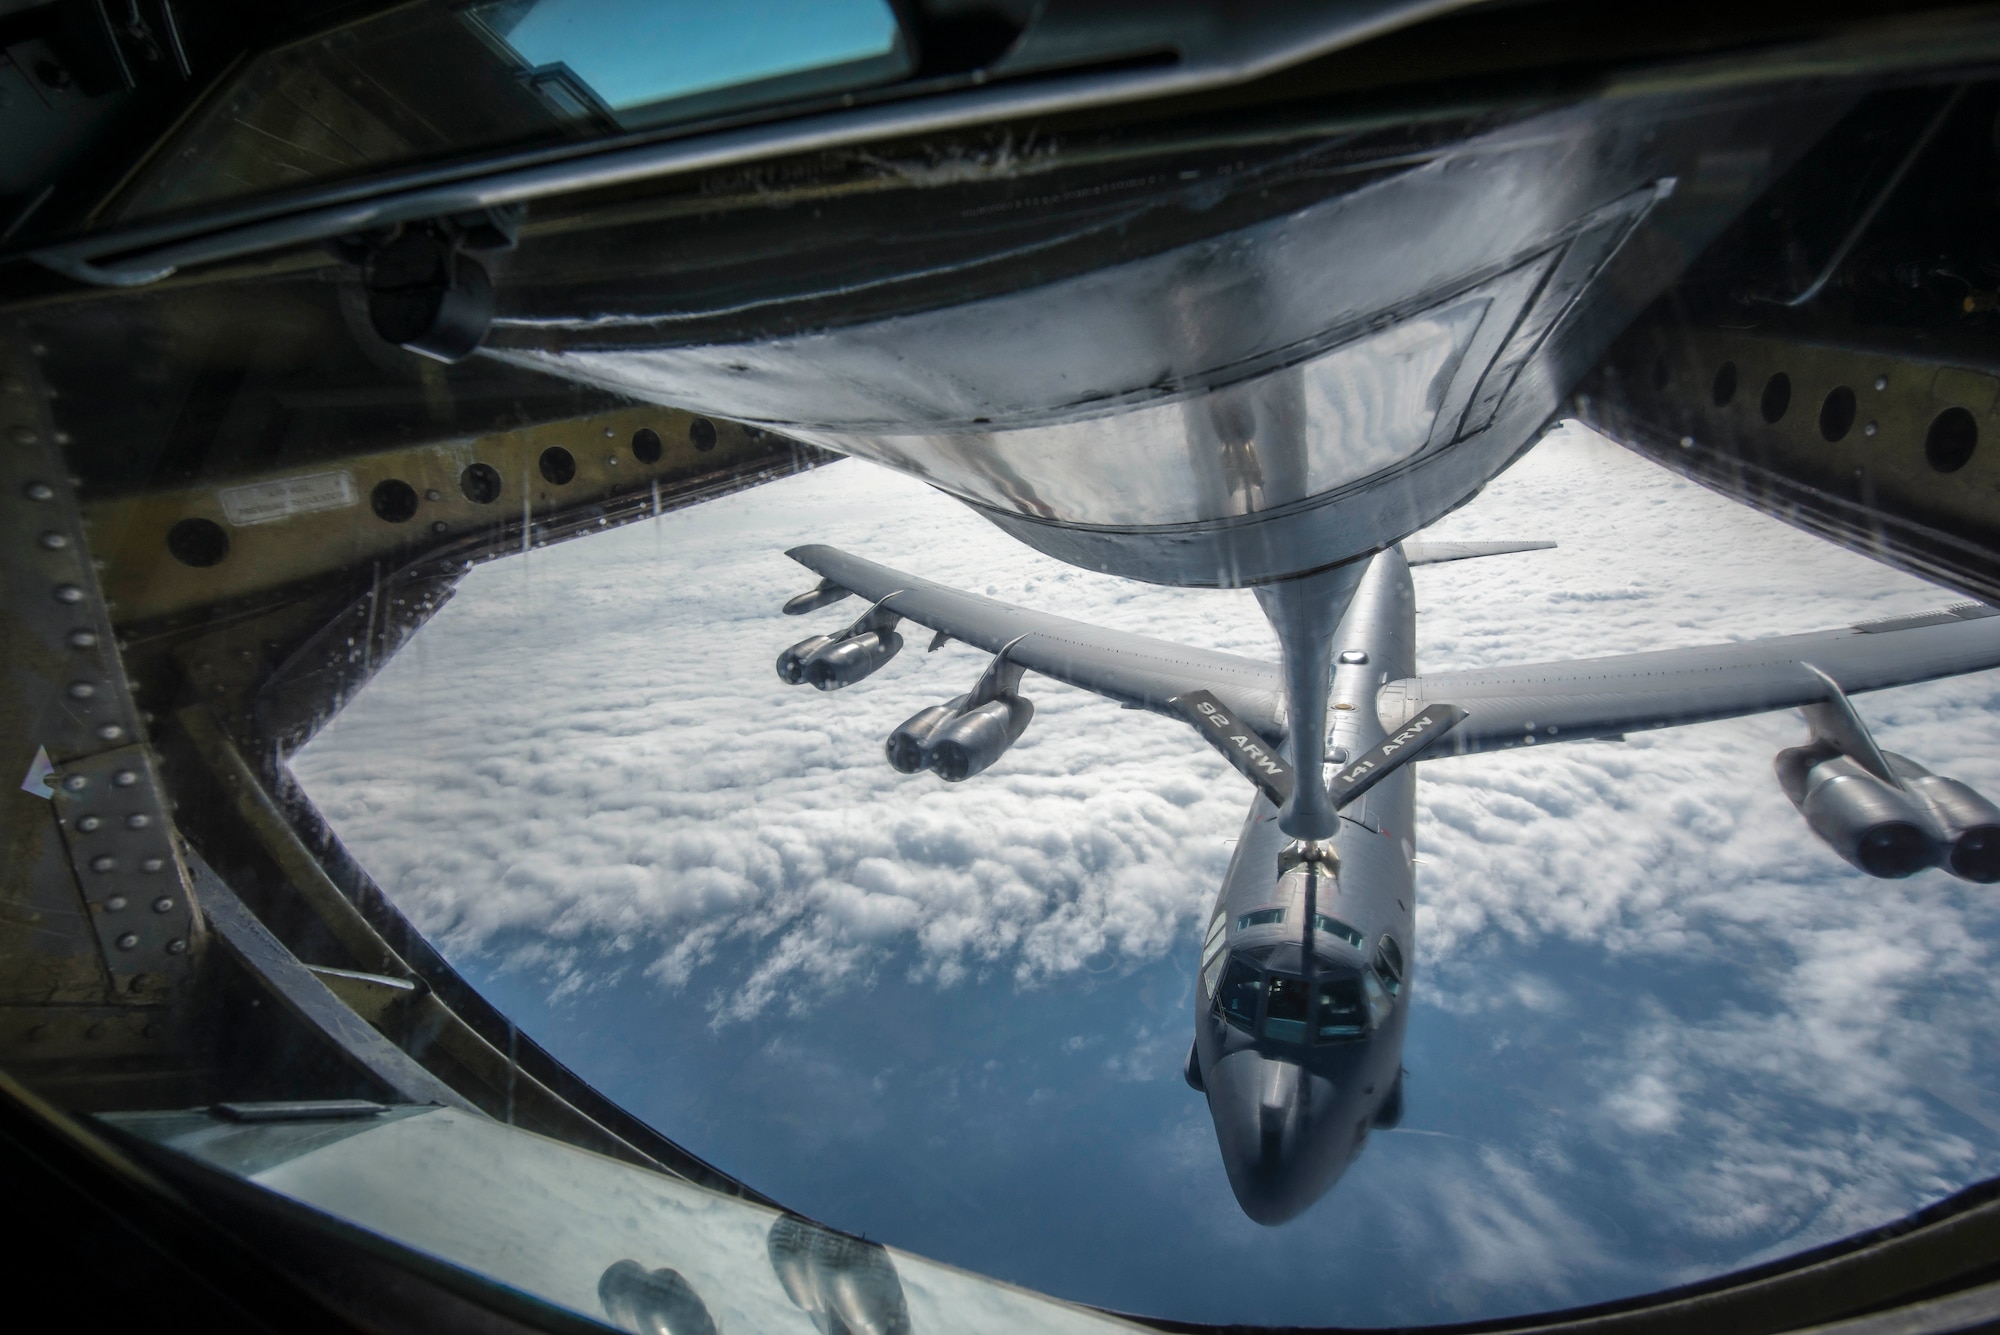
[1171,690,1294,807]
[1331,704,1468,809]
[1401,540,1555,567]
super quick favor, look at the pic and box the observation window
[1217,960,1263,1031]
[1316,978,1368,1041]
[1202,950,1229,999]
[1265,975,1311,1044]
[1375,935,1405,994]
[464,0,909,130]
[1312,915,1365,948]
[1237,907,1286,931]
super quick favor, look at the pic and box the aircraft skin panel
[1385,609,2000,756]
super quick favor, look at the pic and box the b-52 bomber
[776,541,2000,1224]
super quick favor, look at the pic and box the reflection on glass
[768,1213,914,1335]
[818,301,1489,528]
[1374,936,1405,995]
[1312,915,1365,949]
[1314,978,1367,1041]
[599,1259,718,1335]
[1219,959,1262,1031]
[1265,975,1311,1044]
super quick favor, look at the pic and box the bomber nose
[1206,1050,1356,1225]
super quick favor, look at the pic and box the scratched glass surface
[294,423,2000,1326]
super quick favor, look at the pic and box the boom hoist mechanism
[1778,667,2000,881]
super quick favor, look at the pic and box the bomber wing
[1382,602,2000,756]
[786,545,1285,740]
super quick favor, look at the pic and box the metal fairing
[1193,550,1419,1222]
[488,87,1845,586]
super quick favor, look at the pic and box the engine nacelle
[927,696,1034,781]
[776,635,834,684]
[1779,748,1939,878]
[1904,772,2000,883]
[1780,743,2000,883]
[803,630,903,690]
[886,696,969,773]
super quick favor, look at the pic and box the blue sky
[295,425,2000,1326]
[499,0,901,111]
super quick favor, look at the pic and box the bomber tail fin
[1400,540,1555,566]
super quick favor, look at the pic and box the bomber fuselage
[1190,549,1418,1224]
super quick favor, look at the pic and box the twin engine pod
[776,630,904,690]
[1776,745,2000,882]
[886,693,1035,782]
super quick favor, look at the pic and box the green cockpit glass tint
[1316,978,1367,1041]
[1312,914,1365,949]
[1237,907,1286,931]
[1265,974,1310,1044]
[466,0,910,129]
[1218,959,1262,1031]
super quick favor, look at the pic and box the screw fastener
[115,933,139,950]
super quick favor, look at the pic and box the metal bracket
[49,743,201,995]
[965,634,1029,707]
[838,592,905,640]
[3,326,203,997]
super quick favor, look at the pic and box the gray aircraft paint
[1191,549,1419,1223]
[778,542,2000,1222]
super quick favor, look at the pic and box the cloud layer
[294,425,2000,1324]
